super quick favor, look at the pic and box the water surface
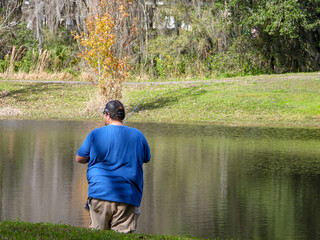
[0,120,319,239]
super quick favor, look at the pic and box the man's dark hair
[104,100,125,121]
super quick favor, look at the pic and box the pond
[0,120,319,239]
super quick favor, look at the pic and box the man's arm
[143,137,151,163]
[76,154,89,164]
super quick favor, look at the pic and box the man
[76,100,151,233]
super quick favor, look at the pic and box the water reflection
[0,120,319,239]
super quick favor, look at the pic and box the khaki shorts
[88,198,140,233]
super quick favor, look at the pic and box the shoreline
[1,118,319,130]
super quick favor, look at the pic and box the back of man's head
[104,100,125,121]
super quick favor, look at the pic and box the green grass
[0,73,319,127]
[122,76,320,127]
[0,81,97,120]
[0,221,200,239]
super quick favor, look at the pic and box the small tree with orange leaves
[75,0,135,101]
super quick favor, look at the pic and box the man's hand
[76,154,89,164]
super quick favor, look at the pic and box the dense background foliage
[0,0,320,79]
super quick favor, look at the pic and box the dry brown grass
[83,88,106,117]
[83,91,106,117]
[78,71,96,82]
[0,70,99,82]
[0,72,76,81]
[34,49,51,73]
[6,46,27,74]
[0,46,78,81]
[0,89,8,97]
[0,107,22,117]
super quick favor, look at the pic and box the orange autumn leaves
[75,0,131,100]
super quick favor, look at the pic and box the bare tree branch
[0,0,21,31]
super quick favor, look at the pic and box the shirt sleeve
[143,136,151,163]
[77,132,93,158]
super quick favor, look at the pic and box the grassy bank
[0,221,198,239]
[0,73,319,127]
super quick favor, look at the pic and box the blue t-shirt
[77,125,151,207]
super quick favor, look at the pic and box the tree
[75,0,136,100]
[222,0,320,73]
[21,0,88,48]
[0,0,22,58]
[0,0,21,30]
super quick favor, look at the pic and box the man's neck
[108,120,123,126]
